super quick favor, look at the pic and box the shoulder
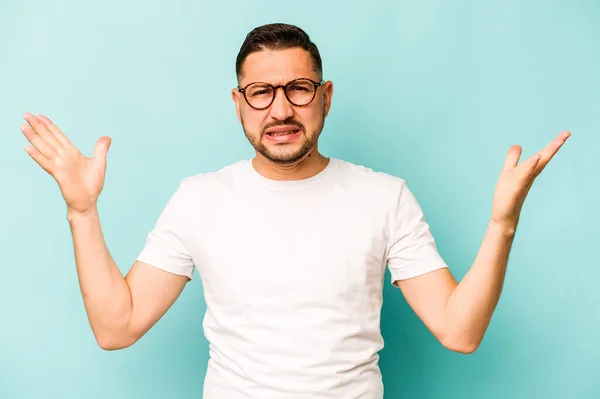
[178,159,251,194]
[332,158,407,197]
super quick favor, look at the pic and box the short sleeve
[386,182,448,285]
[136,179,195,279]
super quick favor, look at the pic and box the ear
[231,88,242,124]
[322,81,334,118]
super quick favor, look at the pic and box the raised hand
[490,130,571,232]
[20,113,112,216]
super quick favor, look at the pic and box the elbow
[441,335,481,355]
[447,342,480,355]
[97,340,127,351]
[95,332,137,351]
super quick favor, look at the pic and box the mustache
[262,118,305,135]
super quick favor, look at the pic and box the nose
[269,87,295,120]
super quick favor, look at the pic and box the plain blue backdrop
[1,0,598,398]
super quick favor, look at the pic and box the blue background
[1,0,598,398]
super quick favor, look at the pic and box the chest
[189,189,391,305]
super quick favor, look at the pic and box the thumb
[93,136,112,166]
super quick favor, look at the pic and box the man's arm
[396,131,570,354]
[69,206,189,350]
[396,221,514,354]
[20,112,189,351]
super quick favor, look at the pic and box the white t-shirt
[136,157,448,399]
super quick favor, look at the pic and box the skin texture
[20,112,188,350]
[232,47,334,181]
[396,131,570,353]
[20,45,570,353]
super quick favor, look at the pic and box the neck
[252,149,330,181]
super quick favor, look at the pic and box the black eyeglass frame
[237,78,325,110]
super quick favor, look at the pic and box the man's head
[232,23,333,165]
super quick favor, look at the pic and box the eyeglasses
[238,78,324,110]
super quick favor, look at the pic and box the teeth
[271,131,295,136]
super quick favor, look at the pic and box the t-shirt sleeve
[386,181,448,285]
[136,179,195,280]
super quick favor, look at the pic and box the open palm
[491,130,571,230]
[21,113,112,215]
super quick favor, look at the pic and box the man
[20,23,569,399]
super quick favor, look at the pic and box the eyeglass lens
[245,79,316,109]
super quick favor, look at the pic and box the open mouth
[266,130,300,137]
[265,129,302,141]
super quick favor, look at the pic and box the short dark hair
[235,23,323,82]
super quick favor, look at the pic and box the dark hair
[235,23,323,81]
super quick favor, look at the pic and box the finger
[93,136,112,166]
[20,124,56,160]
[24,145,53,174]
[521,153,542,180]
[532,130,571,176]
[502,145,522,170]
[22,112,63,152]
[36,114,74,148]
[539,131,571,163]
[540,130,571,163]
[523,169,537,194]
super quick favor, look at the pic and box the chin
[264,153,305,165]
[261,147,312,165]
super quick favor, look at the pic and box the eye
[251,89,270,96]
[248,86,274,97]
[290,85,310,92]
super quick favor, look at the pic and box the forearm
[442,221,516,351]
[67,206,134,349]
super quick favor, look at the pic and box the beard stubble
[242,113,325,165]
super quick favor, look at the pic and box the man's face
[232,47,333,165]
